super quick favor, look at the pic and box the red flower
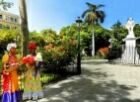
[22,57,28,64]
[22,55,35,65]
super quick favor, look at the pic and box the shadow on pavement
[43,66,139,102]
[82,60,108,65]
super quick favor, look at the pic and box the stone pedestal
[92,32,95,56]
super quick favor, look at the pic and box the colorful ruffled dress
[22,54,43,100]
[1,53,21,102]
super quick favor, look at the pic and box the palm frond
[97,4,105,9]
[81,9,92,18]
[96,11,105,23]
[86,2,96,10]
[86,2,96,8]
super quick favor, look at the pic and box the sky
[7,0,140,33]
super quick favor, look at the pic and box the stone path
[26,60,140,102]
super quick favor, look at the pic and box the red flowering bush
[43,36,78,65]
[98,47,109,57]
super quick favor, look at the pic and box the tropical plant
[82,2,106,56]
[134,24,140,43]
[111,21,127,42]
[107,21,127,60]
[82,2,105,25]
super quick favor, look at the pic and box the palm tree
[19,0,29,55]
[82,2,105,25]
[82,2,105,56]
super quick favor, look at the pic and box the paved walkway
[29,60,140,102]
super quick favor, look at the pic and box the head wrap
[28,41,37,51]
[7,43,17,51]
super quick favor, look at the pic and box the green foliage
[29,28,78,67]
[134,24,140,56]
[29,31,39,37]
[94,25,111,48]
[29,31,45,47]
[60,24,92,55]
[43,35,77,66]
[111,21,127,43]
[107,21,127,60]
[0,0,13,10]
[41,74,59,84]
[60,22,112,57]
[41,29,58,44]
[0,29,19,42]
[60,24,78,38]
[134,24,140,44]
[0,29,21,56]
[80,31,91,47]
[29,29,58,47]
[134,24,140,37]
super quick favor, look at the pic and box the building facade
[0,11,20,29]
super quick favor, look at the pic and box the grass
[41,74,59,84]
[41,73,66,86]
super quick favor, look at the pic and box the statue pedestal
[121,38,139,64]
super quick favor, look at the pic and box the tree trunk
[92,29,95,56]
[19,0,29,56]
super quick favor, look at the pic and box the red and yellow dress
[1,53,21,102]
[22,54,43,100]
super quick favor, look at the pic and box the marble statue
[121,18,140,64]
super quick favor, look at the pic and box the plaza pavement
[27,60,140,102]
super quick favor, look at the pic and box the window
[0,15,2,19]
[6,16,10,21]
[10,17,14,22]
[15,18,17,23]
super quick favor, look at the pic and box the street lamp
[76,17,82,74]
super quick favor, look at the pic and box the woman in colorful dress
[22,41,43,100]
[1,43,21,102]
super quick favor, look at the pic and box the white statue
[121,18,140,65]
[125,17,135,37]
